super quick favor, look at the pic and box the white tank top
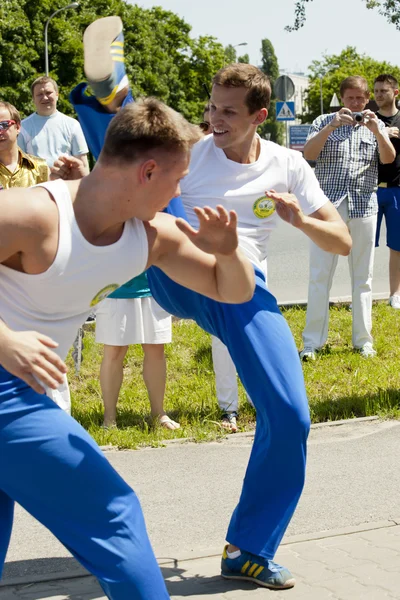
[0,179,148,360]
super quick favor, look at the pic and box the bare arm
[0,188,68,391]
[303,109,354,161]
[146,207,255,304]
[266,191,352,256]
[50,155,88,180]
[363,111,395,164]
[73,153,90,175]
[0,319,67,394]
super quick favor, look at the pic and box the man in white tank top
[0,99,256,600]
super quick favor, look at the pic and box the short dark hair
[31,76,59,96]
[374,74,399,89]
[340,76,369,98]
[100,97,202,164]
[212,63,271,112]
[0,101,21,125]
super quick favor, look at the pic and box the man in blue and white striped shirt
[300,76,395,360]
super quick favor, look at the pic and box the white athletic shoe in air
[389,295,400,309]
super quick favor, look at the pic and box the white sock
[226,548,241,559]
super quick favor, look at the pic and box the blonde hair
[31,76,59,96]
[0,101,21,125]
[340,76,369,98]
[212,64,271,112]
[100,97,202,164]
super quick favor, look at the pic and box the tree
[302,46,400,122]
[238,53,249,64]
[258,39,284,145]
[224,44,237,65]
[0,0,224,123]
[287,0,400,31]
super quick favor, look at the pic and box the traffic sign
[274,75,295,101]
[276,101,295,121]
[289,125,311,151]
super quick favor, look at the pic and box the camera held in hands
[352,112,365,123]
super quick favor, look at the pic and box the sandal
[221,411,238,433]
[158,415,180,430]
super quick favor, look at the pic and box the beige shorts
[95,297,172,346]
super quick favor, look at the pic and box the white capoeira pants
[211,259,267,413]
[302,199,377,350]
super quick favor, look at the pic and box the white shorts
[95,297,172,346]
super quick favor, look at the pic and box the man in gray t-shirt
[19,76,89,171]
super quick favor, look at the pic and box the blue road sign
[289,125,311,151]
[276,101,295,121]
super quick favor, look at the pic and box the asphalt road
[267,219,389,304]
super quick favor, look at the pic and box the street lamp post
[44,2,79,76]
[319,74,324,115]
[223,42,248,66]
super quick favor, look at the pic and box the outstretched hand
[175,205,239,256]
[266,190,306,229]
[0,330,68,394]
[50,155,87,181]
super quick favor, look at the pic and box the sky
[133,0,400,75]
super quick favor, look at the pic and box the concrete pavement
[2,418,400,598]
[2,522,400,598]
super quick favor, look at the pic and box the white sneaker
[389,295,400,309]
[299,347,317,361]
[359,342,377,358]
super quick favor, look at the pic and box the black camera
[352,112,364,123]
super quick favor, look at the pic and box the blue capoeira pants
[0,367,169,599]
[71,82,311,556]
[71,82,311,557]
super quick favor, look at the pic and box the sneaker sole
[222,572,295,590]
[83,16,123,83]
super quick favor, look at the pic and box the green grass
[69,302,400,448]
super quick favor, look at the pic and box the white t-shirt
[181,135,329,268]
[19,110,89,167]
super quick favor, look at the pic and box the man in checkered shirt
[300,75,395,360]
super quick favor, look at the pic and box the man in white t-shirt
[70,21,352,591]
[19,76,89,172]
[181,93,337,430]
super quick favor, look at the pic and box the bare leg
[142,344,179,430]
[389,249,400,297]
[100,344,128,427]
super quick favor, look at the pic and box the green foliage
[224,44,237,65]
[238,53,249,64]
[0,0,224,123]
[288,0,400,31]
[303,46,400,122]
[258,38,284,145]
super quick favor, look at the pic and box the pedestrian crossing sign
[276,101,295,121]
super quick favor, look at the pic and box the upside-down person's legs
[0,368,170,599]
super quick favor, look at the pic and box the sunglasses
[199,121,211,132]
[0,120,16,131]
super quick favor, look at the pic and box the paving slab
[1,524,400,599]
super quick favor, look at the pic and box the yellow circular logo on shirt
[90,284,119,306]
[253,196,276,219]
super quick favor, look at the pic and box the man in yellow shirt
[0,101,48,190]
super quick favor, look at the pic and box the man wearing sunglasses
[0,102,48,191]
